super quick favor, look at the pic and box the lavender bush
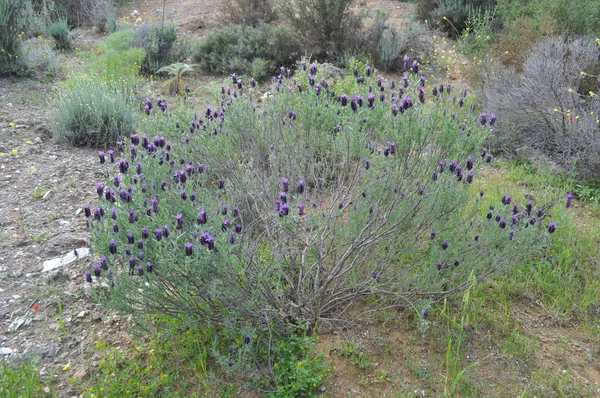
[86,63,556,351]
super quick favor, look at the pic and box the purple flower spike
[197,209,207,225]
[565,192,573,208]
[509,230,515,240]
[365,65,371,77]
[221,219,231,231]
[499,218,506,229]
[235,223,242,233]
[372,271,381,282]
[83,204,91,218]
[297,179,305,194]
[486,153,493,163]
[218,179,225,189]
[244,333,252,344]
[480,112,487,125]
[298,202,305,216]
[432,170,438,181]
[175,213,183,230]
[421,308,428,319]
[84,270,92,283]
[98,151,105,164]
[281,178,289,192]
[93,263,101,277]
[127,231,134,243]
[109,239,117,255]
[441,240,449,250]
[279,203,289,217]
[146,262,153,273]
[365,159,370,170]
[430,231,436,240]
[100,255,108,270]
[548,221,557,233]
[490,113,496,126]
[466,171,474,184]
[466,156,473,171]
[228,231,235,244]
[221,204,228,215]
[185,242,193,256]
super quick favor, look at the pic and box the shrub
[18,37,63,79]
[375,18,429,71]
[416,0,496,36]
[47,14,71,50]
[225,0,277,26]
[496,0,600,36]
[276,0,363,58]
[86,62,556,371]
[88,0,117,33]
[132,23,189,75]
[193,23,300,77]
[0,0,27,75]
[49,76,139,147]
[478,36,600,181]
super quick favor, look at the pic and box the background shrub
[18,37,63,79]
[50,76,139,147]
[47,14,71,50]
[276,0,363,58]
[193,23,300,77]
[478,36,600,181]
[132,23,190,75]
[88,0,117,33]
[0,0,27,75]
[224,0,277,26]
[416,0,497,36]
[374,18,429,71]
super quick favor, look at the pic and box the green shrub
[47,14,71,50]
[193,23,300,77]
[225,0,276,26]
[416,0,496,36]
[50,75,139,147]
[133,23,189,75]
[276,0,362,58]
[0,0,27,75]
[496,0,600,36]
[88,63,556,354]
[375,18,429,71]
[18,37,63,79]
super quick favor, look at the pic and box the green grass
[0,359,56,397]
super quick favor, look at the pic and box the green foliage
[47,14,71,51]
[0,0,27,75]
[496,0,600,36]
[0,358,56,397]
[457,6,496,57]
[133,23,189,75]
[86,29,145,80]
[225,0,277,26]
[80,317,217,397]
[276,0,363,58]
[267,332,327,397]
[15,37,63,79]
[193,23,299,77]
[417,0,496,36]
[49,75,139,147]
[375,18,429,71]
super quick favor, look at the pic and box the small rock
[81,282,91,298]
[72,365,88,380]
[42,190,51,200]
[41,247,90,272]
[131,9,139,16]
[56,219,70,227]
[91,312,102,322]
[0,347,14,355]
[76,310,87,319]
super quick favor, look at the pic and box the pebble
[0,347,14,355]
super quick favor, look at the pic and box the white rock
[131,9,139,16]
[41,248,90,272]
[0,347,14,355]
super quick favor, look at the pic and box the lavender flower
[466,156,473,170]
[430,231,436,240]
[185,242,193,256]
[365,159,370,170]
[244,333,252,344]
[298,202,305,216]
[154,227,163,241]
[279,203,289,217]
[84,270,92,283]
[486,153,493,163]
[138,239,143,250]
[175,213,183,230]
[548,221,557,233]
[499,218,506,229]
[109,239,117,254]
[480,112,487,125]
[365,65,371,76]
[142,226,149,239]
[218,179,225,189]
[235,223,242,233]
[466,171,473,184]
[93,263,101,277]
[83,204,91,218]
[441,240,449,250]
[490,113,496,126]
[127,231,134,243]
[565,192,573,208]
[146,262,153,273]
